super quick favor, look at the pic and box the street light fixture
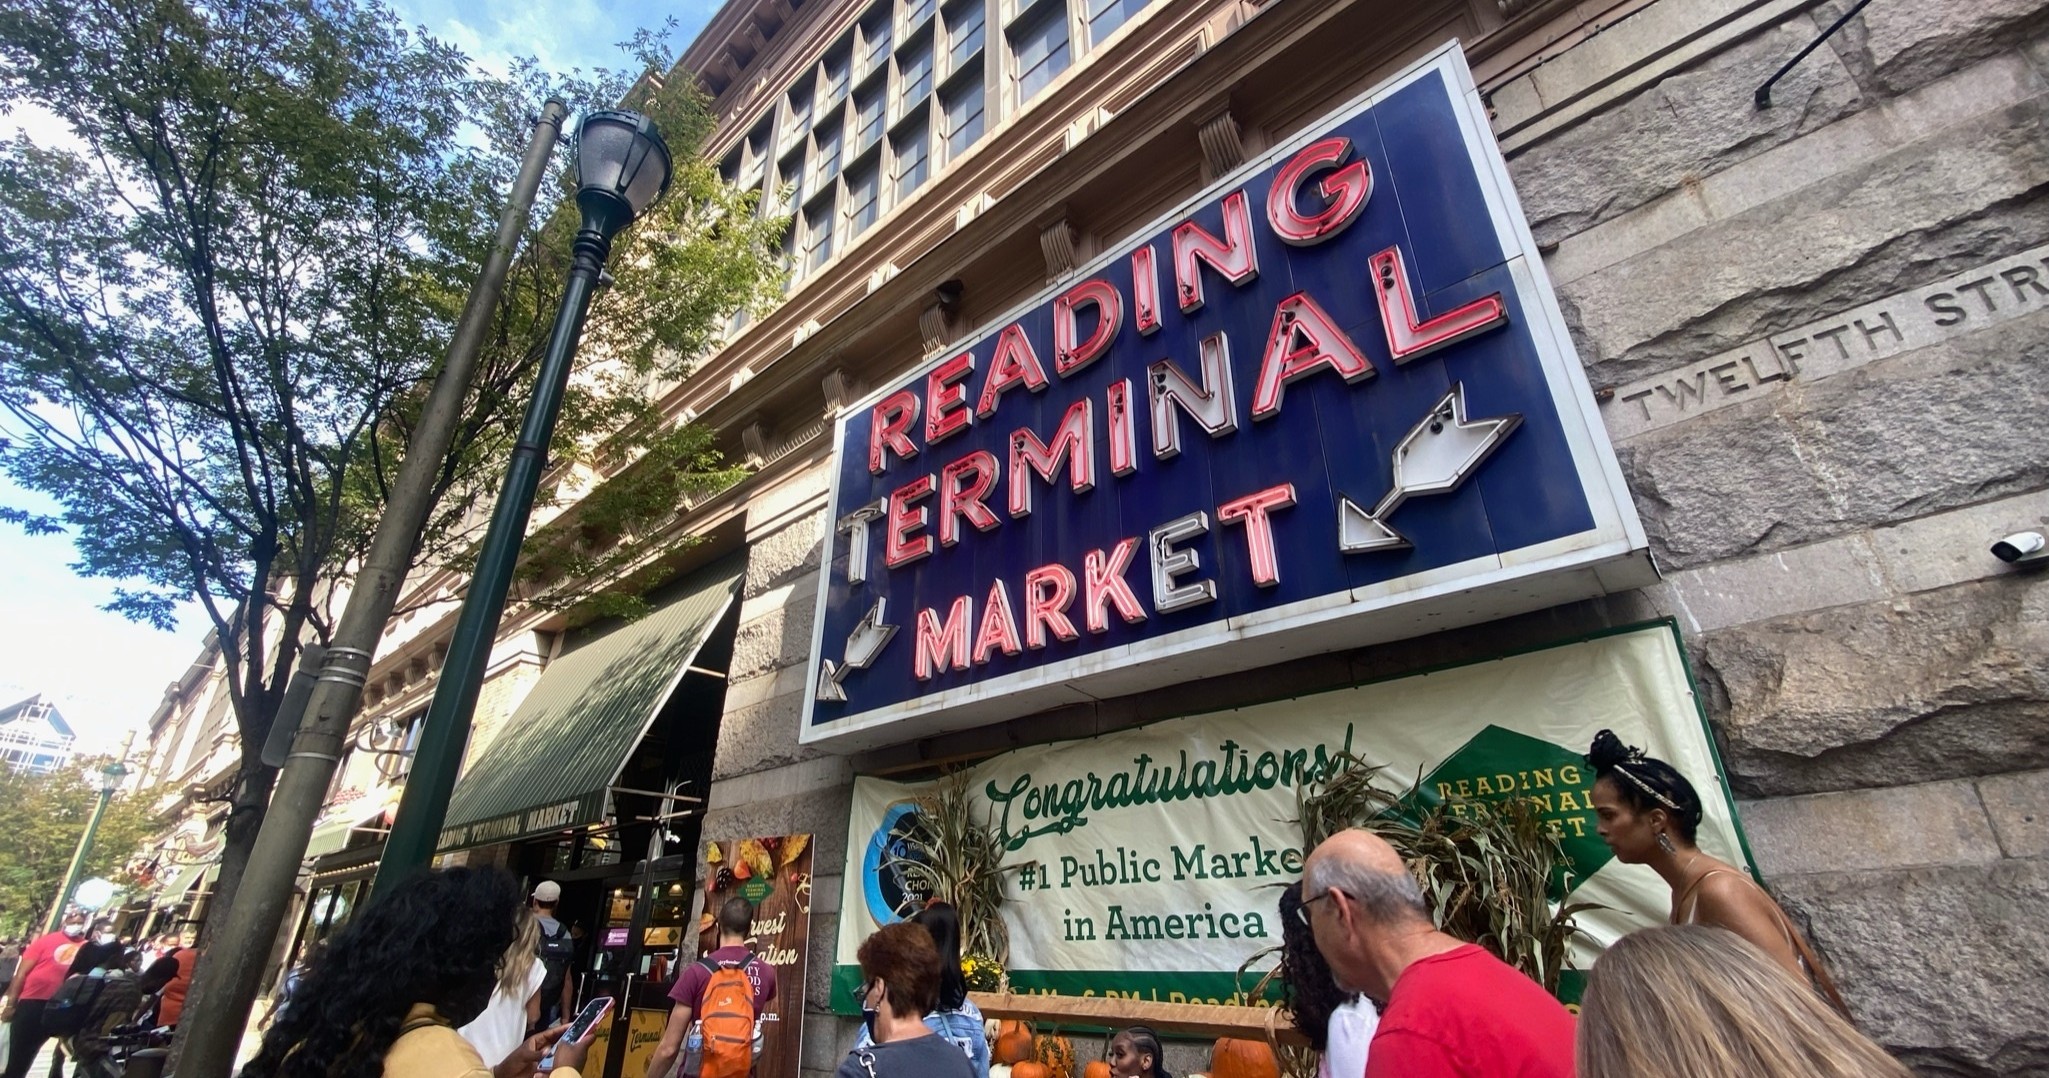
[371,110,674,897]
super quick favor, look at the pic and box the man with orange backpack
[644,897,775,1078]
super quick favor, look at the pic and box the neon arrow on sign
[1338,382,1522,553]
[817,597,899,702]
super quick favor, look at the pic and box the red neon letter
[937,451,1000,547]
[869,390,920,475]
[1371,245,1508,362]
[1083,538,1147,633]
[1023,564,1080,649]
[1268,137,1371,246]
[972,580,1023,664]
[925,351,976,444]
[884,473,936,569]
[1252,292,1374,420]
[1132,245,1162,336]
[1218,483,1297,587]
[1105,377,1138,478]
[913,595,973,680]
[1171,190,1259,313]
[975,324,1048,418]
[1007,399,1096,518]
[1052,278,1123,376]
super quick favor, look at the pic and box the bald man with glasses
[1300,829,1575,1078]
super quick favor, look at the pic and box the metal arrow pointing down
[1338,382,1522,553]
[817,597,898,702]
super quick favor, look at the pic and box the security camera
[1991,531,2047,564]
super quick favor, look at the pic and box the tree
[0,761,161,937]
[0,0,786,942]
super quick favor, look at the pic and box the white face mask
[96,932,117,945]
[63,924,87,939]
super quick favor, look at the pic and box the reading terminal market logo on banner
[818,142,1518,702]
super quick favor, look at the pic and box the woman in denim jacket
[852,902,988,1076]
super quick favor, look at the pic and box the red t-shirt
[668,945,775,1016]
[16,931,85,1001]
[1362,945,1575,1078]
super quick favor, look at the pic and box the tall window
[899,36,934,112]
[893,119,931,198]
[815,121,844,185]
[784,88,811,150]
[858,7,892,79]
[853,86,886,154]
[822,44,852,109]
[804,201,835,270]
[778,148,807,210]
[941,76,984,158]
[943,0,985,75]
[1085,0,1149,46]
[847,161,880,237]
[905,0,937,27]
[1011,2,1070,104]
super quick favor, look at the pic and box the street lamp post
[371,110,674,897]
[43,758,131,933]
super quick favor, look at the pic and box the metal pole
[41,780,117,934]
[371,209,621,895]
[167,100,569,1078]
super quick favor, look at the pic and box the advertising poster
[833,623,1751,1009]
[700,834,814,1076]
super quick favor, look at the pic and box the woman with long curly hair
[1577,925,1909,1078]
[1278,881,1376,1078]
[240,867,583,1078]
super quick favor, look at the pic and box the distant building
[0,694,76,774]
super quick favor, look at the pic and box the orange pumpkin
[1011,1064,1052,1078]
[1083,1061,1113,1078]
[1211,1037,1280,1078]
[994,1020,1036,1065]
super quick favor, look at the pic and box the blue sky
[0,0,731,756]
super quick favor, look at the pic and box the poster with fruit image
[699,833,813,1078]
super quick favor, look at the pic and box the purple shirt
[669,945,776,1016]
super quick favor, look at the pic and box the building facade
[129,0,2049,1074]
[0,694,76,774]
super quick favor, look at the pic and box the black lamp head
[574,108,674,237]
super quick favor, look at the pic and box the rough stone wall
[1499,0,2049,1072]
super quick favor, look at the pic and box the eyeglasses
[1296,888,1343,927]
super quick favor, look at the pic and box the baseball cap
[532,881,561,903]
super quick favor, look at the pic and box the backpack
[688,957,759,1078]
[536,923,575,998]
[41,973,108,1036]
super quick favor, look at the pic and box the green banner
[833,623,1744,1013]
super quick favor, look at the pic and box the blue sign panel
[802,45,1651,748]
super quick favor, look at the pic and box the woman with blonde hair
[1577,925,1910,1078]
[459,904,547,1072]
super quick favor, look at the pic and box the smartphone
[560,997,614,1045]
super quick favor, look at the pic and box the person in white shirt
[460,909,547,1071]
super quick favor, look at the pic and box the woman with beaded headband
[1585,730,1848,1014]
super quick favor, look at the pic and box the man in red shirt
[1,914,89,1078]
[1303,830,1575,1078]
[643,897,776,1078]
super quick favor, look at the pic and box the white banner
[832,623,1747,1008]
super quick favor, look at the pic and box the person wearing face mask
[142,932,201,1028]
[837,922,976,1078]
[239,866,585,1078]
[1,914,91,1078]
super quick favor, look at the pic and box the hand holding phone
[542,998,612,1073]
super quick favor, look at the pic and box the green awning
[437,557,743,852]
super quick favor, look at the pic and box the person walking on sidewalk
[529,883,576,1032]
[1303,829,1575,1078]
[643,898,775,1078]
[1,915,90,1078]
